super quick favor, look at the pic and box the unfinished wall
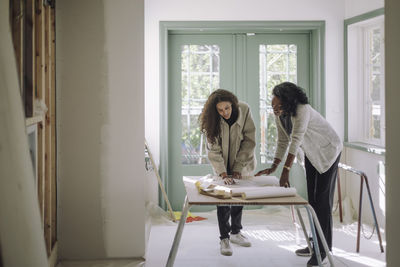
[57,0,145,259]
[0,0,48,266]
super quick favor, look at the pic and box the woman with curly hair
[199,89,256,256]
[256,82,342,267]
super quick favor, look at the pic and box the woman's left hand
[232,172,242,179]
[279,169,290,187]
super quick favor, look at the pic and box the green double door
[168,33,310,211]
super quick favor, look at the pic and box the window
[259,44,298,163]
[181,45,220,164]
[346,13,385,147]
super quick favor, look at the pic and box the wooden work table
[165,176,335,267]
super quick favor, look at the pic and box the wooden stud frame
[12,0,57,263]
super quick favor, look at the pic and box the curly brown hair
[199,89,239,144]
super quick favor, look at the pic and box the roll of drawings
[248,175,279,186]
[213,185,232,197]
[241,187,297,200]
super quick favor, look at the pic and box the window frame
[344,8,385,150]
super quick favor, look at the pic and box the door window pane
[181,45,220,164]
[259,44,297,163]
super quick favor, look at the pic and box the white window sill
[344,142,385,156]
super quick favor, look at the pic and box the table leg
[166,196,191,267]
[357,177,364,252]
[295,206,312,252]
[337,171,343,223]
[363,175,384,252]
[305,205,335,267]
[304,205,323,266]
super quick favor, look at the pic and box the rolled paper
[241,187,297,200]
[234,175,279,187]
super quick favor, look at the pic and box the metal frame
[166,199,335,267]
[337,163,384,253]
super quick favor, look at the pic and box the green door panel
[246,34,310,199]
[168,35,235,211]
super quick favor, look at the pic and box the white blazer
[274,104,342,174]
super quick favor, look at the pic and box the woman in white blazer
[199,89,256,257]
[256,82,342,267]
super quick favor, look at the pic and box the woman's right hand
[220,172,236,185]
[255,167,276,176]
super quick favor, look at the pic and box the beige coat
[275,104,342,174]
[207,101,256,176]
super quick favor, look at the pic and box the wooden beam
[37,120,45,226]
[50,5,57,248]
[44,3,52,256]
[11,0,23,88]
[24,0,35,117]
[35,0,45,101]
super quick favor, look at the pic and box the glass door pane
[181,44,220,165]
[168,35,234,210]
[259,44,298,163]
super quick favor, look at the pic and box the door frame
[159,21,325,208]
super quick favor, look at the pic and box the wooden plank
[43,4,52,256]
[37,121,45,224]
[24,0,34,117]
[11,0,23,87]
[49,5,57,248]
[35,0,45,101]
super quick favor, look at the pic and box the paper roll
[241,187,297,200]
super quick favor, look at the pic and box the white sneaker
[230,232,251,247]
[220,238,233,256]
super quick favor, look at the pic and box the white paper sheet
[195,175,294,199]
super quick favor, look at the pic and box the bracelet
[283,165,291,171]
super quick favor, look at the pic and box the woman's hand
[279,169,290,187]
[232,172,242,179]
[255,164,277,176]
[220,172,235,185]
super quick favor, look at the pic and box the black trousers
[305,153,341,253]
[217,205,243,240]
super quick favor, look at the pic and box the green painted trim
[344,142,386,156]
[162,21,325,34]
[345,8,384,26]
[310,25,326,116]
[344,8,385,142]
[159,20,325,207]
[159,22,168,210]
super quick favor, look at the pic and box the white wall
[57,0,145,259]
[0,0,48,266]
[345,0,384,18]
[386,0,400,265]
[145,0,346,172]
